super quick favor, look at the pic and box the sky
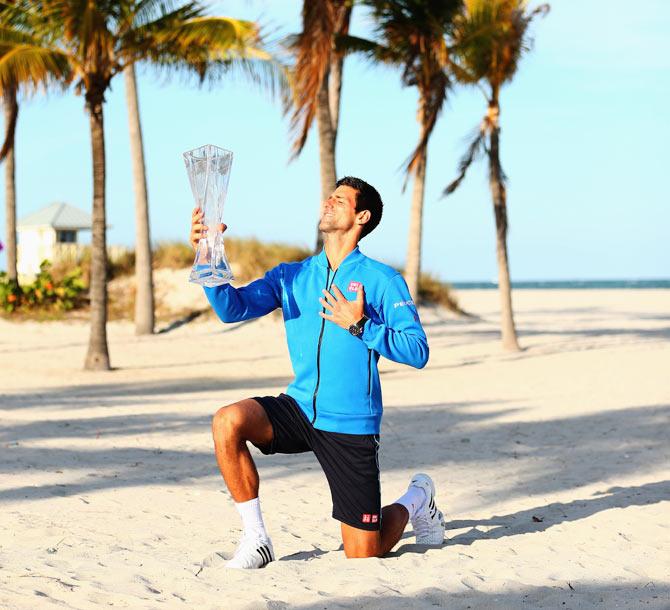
[1,0,668,281]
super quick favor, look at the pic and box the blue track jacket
[204,246,429,434]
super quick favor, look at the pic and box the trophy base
[189,266,234,287]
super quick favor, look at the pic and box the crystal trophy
[183,144,234,286]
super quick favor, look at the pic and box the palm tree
[0,9,71,287]
[1,83,18,285]
[289,0,352,252]
[344,0,461,299]
[123,11,282,336]
[124,63,154,336]
[0,1,279,369]
[444,0,548,351]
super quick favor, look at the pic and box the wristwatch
[348,315,369,337]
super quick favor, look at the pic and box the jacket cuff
[361,317,381,346]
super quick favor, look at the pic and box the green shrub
[0,261,86,313]
[0,275,20,312]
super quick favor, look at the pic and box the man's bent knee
[212,399,273,447]
[212,403,247,441]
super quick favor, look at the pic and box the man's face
[318,185,359,234]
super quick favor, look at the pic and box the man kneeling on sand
[190,177,445,568]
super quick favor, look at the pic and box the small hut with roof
[17,202,92,276]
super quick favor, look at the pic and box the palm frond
[443,121,488,196]
[335,33,382,59]
[402,69,451,183]
[127,0,199,31]
[152,52,289,101]
[287,0,350,159]
[130,15,257,62]
[358,1,459,185]
[453,0,549,90]
[0,39,72,92]
[129,14,287,99]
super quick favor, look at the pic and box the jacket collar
[316,245,364,269]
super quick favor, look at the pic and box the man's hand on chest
[319,284,366,332]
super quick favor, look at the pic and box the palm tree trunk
[404,151,426,301]
[488,101,520,351]
[124,64,154,335]
[315,73,337,252]
[328,56,342,142]
[84,93,111,370]
[3,90,18,283]
[404,107,428,301]
[310,2,350,253]
[328,3,350,136]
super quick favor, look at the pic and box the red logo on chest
[348,281,361,292]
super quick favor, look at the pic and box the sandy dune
[1,288,669,609]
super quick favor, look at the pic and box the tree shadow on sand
[1,397,668,518]
[0,375,293,411]
[427,325,670,343]
[281,582,669,609]
[388,479,670,557]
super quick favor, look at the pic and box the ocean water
[451,279,670,290]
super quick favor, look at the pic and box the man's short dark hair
[336,176,383,239]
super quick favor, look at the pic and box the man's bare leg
[211,398,273,501]
[341,504,409,558]
[211,398,275,568]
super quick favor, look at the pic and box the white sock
[234,497,268,541]
[395,486,427,520]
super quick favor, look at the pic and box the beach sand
[1,286,669,609]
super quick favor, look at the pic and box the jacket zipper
[367,349,372,395]
[312,267,338,424]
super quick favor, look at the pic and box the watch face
[348,324,361,336]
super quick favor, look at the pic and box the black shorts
[251,393,382,531]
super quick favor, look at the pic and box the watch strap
[348,315,368,337]
[356,315,369,330]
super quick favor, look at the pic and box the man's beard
[318,216,335,232]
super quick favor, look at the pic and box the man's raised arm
[190,208,281,323]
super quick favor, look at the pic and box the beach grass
[5,239,461,320]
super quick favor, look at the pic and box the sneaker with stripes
[408,473,446,545]
[226,536,275,569]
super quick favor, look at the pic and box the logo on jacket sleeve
[348,281,362,292]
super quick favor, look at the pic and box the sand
[1,286,669,609]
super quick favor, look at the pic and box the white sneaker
[408,473,446,545]
[226,536,275,569]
